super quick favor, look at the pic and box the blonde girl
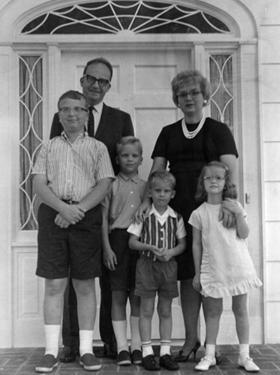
[189,161,262,372]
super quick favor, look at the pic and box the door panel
[61,49,191,340]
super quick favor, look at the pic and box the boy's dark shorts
[107,229,139,291]
[36,203,102,280]
[135,256,178,299]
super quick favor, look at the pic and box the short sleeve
[188,209,202,231]
[32,142,49,175]
[176,216,187,239]
[127,222,143,238]
[151,127,168,159]
[212,121,238,157]
[95,144,115,181]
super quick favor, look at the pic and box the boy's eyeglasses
[59,107,88,114]
[203,176,225,182]
[83,74,110,88]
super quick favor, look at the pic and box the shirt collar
[92,101,103,114]
[118,172,140,183]
[149,204,177,219]
[61,130,88,142]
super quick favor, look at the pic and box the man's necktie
[88,106,95,137]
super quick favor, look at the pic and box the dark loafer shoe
[160,354,179,371]
[142,354,160,371]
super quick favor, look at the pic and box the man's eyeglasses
[177,90,202,98]
[59,106,88,115]
[83,74,110,88]
[203,176,225,182]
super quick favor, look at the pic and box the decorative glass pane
[209,55,234,131]
[19,56,43,230]
[22,1,230,35]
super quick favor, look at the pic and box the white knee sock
[79,330,93,357]
[130,316,141,352]
[160,340,171,356]
[205,344,216,358]
[239,344,250,359]
[112,320,128,353]
[44,324,60,357]
[142,341,154,357]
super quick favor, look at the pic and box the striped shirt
[32,131,114,202]
[127,205,186,254]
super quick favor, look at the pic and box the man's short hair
[83,57,113,80]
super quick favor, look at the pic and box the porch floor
[0,344,279,375]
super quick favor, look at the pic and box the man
[33,90,114,372]
[50,57,134,362]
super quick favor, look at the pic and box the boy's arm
[33,174,85,224]
[78,177,113,212]
[192,227,202,292]
[101,197,117,270]
[128,234,156,253]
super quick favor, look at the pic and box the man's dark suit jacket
[50,103,134,173]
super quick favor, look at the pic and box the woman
[142,70,238,361]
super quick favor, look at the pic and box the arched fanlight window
[22,1,230,35]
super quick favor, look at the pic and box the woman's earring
[203,99,208,105]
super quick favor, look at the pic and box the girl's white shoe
[238,357,260,372]
[195,356,216,371]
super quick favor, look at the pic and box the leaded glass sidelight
[22,1,230,35]
[209,54,234,131]
[19,56,43,230]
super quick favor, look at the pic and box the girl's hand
[150,245,164,257]
[192,273,201,292]
[222,198,243,216]
[103,248,117,271]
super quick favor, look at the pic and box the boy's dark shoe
[117,350,131,365]
[59,345,78,362]
[131,349,142,365]
[79,353,102,371]
[160,354,179,371]
[142,354,160,371]
[35,354,58,373]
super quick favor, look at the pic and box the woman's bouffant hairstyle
[195,161,237,203]
[171,70,211,107]
[148,170,176,190]
[116,136,143,156]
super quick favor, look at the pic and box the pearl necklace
[181,113,206,139]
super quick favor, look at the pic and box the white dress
[189,202,262,298]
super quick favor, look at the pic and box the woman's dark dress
[151,117,238,280]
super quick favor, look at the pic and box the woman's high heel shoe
[175,341,201,362]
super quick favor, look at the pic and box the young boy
[128,170,186,371]
[101,136,146,366]
[32,90,114,373]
